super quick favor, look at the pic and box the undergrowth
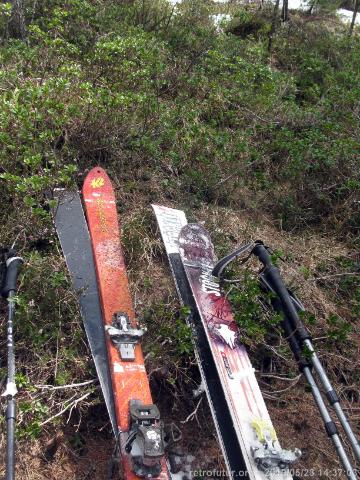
[0,1,359,236]
[0,0,359,477]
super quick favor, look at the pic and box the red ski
[83,167,169,480]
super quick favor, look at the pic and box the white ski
[153,205,300,480]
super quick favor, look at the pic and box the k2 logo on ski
[91,177,105,188]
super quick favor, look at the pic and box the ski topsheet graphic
[53,189,117,435]
[153,205,299,480]
[82,169,169,480]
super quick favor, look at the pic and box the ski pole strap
[1,249,23,298]
[212,241,255,278]
[253,243,310,343]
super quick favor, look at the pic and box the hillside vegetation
[0,1,359,479]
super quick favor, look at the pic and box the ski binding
[125,400,165,478]
[106,312,145,361]
[250,419,301,472]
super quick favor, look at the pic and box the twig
[35,379,96,391]
[262,375,302,394]
[259,373,302,382]
[147,366,165,378]
[54,321,60,381]
[144,351,154,362]
[214,173,236,188]
[40,392,91,426]
[144,335,163,361]
[181,397,203,424]
[241,105,279,125]
[265,345,289,362]
[262,392,285,401]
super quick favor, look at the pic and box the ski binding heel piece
[106,312,145,361]
[250,419,301,472]
[125,400,165,478]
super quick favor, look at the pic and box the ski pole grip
[252,243,272,267]
[264,266,310,343]
[2,250,23,298]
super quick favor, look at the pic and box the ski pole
[293,303,360,465]
[253,243,360,464]
[1,247,23,480]
[213,241,360,475]
[263,292,358,480]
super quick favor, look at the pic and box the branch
[40,392,92,426]
[313,272,358,281]
[35,380,96,391]
[181,397,203,424]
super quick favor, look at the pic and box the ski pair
[54,167,169,480]
[54,170,359,480]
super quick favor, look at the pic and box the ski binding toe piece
[106,312,145,361]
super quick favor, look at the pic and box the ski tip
[151,204,161,212]
[152,204,188,227]
[52,189,82,214]
[152,204,184,215]
[82,167,113,196]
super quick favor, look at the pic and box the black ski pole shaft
[2,249,23,480]
[255,244,360,462]
[253,243,310,342]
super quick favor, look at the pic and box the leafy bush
[1,1,358,234]
[0,0,359,443]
